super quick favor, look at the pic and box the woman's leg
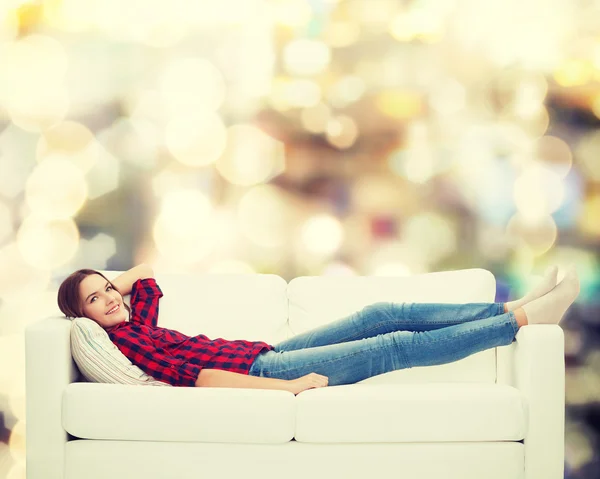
[272,301,505,352]
[249,311,519,386]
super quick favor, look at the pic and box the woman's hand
[286,373,329,395]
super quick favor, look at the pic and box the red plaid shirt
[106,278,274,387]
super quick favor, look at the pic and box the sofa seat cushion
[62,383,296,443]
[294,383,527,443]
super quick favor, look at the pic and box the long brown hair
[57,269,131,320]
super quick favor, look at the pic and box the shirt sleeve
[130,278,163,327]
[112,333,202,387]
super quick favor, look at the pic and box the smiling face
[79,274,129,330]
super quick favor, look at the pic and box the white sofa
[25,268,565,479]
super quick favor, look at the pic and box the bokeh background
[1,0,600,477]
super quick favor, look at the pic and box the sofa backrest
[100,268,498,384]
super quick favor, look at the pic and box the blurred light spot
[0,201,13,243]
[238,184,292,247]
[375,90,422,119]
[216,124,285,185]
[0,34,69,131]
[476,223,511,261]
[592,93,600,120]
[574,130,600,181]
[325,115,358,149]
[283,39,331,76]
[517,105,549,139]
[0,289,59,336]
[16,215,79,270]
[301,214,344,257]
[152,164,213,198]
[389,8,444,43]
[36,121,99,173]
[269,0,312,28]
[25,156,88,219]
[389,147,435,184]
[365,241,426,276]
[512,74,548,117]
[153,190,216,265]
[288,79,322,108]
[159,58,226,114]
[513,163,564,222]
[0,7,19,42]
[373,263,412,276]
[208,260,256,274]
[428,78,466,115]
[533,135,572,178]
[165,111,227,167]
[402,212,457,265]
[84,147,120,200]
[353,174,419,214]
[97,117,160,170]
[301,103,331,133]
[0,242,50,301]
[554,59,594,87]
[7,462,26,479]
[506,213,557,256]
[0,334,25,398]
[8,419,24,464]
[328,76,365,108]
[322,21,361,48]
[579,193,600,239]
[322,261,358,276]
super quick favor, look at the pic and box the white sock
[507,265,558,311]
[521,266,581,325]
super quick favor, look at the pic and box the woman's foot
[504,265,559,312]
[521,266,581,325]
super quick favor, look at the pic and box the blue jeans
[247,302,519,386]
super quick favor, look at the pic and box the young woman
[57,264,580,395]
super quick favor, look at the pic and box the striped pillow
[70,317,172,387]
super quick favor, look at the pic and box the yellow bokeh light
[301,103,331,133]
[533,135,572,178]
[300,214,344,257]
[364,240,426,276]
[322,21,361,48]
[575,130,600,181]
[0,242,51,301]
[36,121,99,173]
[325,115,359,149]
[592,94,600,120]
[208,260,256,274]
[237,184,294,248]
[506,213,557,257]
[0,34,69,131]
[269,0,312,28]
[159,58,226,115]
[153,190,217,265]
[165,111,228,167]
[0,201,12,243]
[554,59,594,87]
[402,212,457,265]
[375,90,422,119]
[283,39,331,76]
[578,193,600,239]
[216,124,285,186]
[16,215,80,270]
[25,156,88,219]
[8,419,25,464]
[513,163,564,222]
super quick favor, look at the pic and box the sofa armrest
[512,325,565,479]
[25,316,79,479]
